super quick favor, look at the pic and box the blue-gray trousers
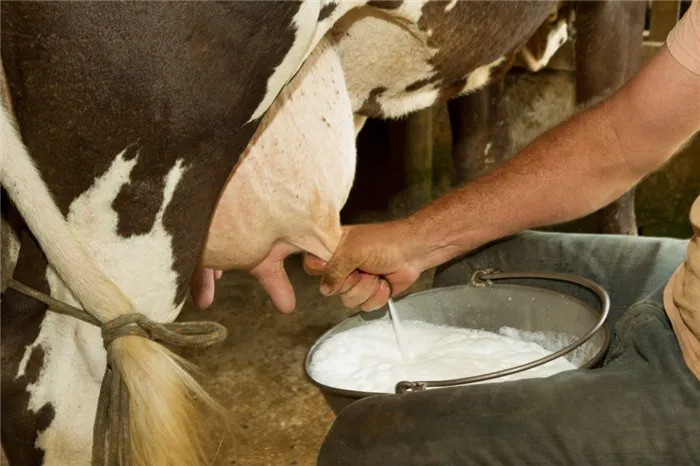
[317,231,700,465]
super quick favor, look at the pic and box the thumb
[320,252,361,296]
[250,259,297,314]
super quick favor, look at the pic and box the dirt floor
[177,260,341,465]
[175,260,435,466]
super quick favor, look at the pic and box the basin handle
[395,269,610,394]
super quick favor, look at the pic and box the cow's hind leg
[0,232,55,466]
[574,0,647,235]
[1,188,21,292]
[447,79,512,186]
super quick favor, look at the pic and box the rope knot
[101,314,149,348]
[7,279,227,466]
[101,312,227,350]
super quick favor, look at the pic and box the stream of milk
[309,319,578,393]
[387,298,412,363]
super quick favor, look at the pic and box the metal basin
[304,270,610,415]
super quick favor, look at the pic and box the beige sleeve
[667,1,700,75]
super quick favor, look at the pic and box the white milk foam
[309,320,577,393]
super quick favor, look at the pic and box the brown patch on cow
[163,153,245,306]
[415,1,555,102]
[319,2,338,22]
[367,1,403,10]
[404,77,435,93]
[1,226,54,465]
[1,2,305,308]
[111,144,166,237]
[357,86,387,118]
[439,77,468,101]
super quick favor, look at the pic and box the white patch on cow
[445,0,457,12]
[390,0,428,24]
[16,341,37,379]
[309,1,368,51]
[519,18,569,72]
[248,1,322,122]
[459,56,506,96]
[332,7,441,118]
[379,88,440,119]
[15,150,188,465]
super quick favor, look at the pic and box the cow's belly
[201,36,355,279]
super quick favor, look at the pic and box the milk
[387,298,412,363]
[308,320,577,393]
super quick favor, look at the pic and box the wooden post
[644,1,682,64]
[387,108,434,216]
[648,0,681,42]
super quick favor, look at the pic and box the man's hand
[303,221,423,311]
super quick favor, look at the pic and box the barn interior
[1,2,698,466]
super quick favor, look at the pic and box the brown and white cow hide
[0,58,19,294]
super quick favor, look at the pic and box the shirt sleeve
[667,0,700,75]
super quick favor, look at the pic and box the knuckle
[341,294,359,309]
[339,272,361,294]
[324,256,357,288]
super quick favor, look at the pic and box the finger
[340,273,379,309]
[302,253,327,276]
[385,268,421,298]
[338,271,362,294]
[360,278,392,312]
[321,253,360,296]
[190,268,217,310]
[214,270,223,280]
[250,259,296,314]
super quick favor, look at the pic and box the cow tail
[0,66,217,466]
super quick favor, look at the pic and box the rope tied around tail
[6,278,227,466]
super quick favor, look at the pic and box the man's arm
[409,45,700,272]
[309,42,700,310]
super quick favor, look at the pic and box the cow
[0,1,643,465]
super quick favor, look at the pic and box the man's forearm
[407,47,700,269]
[408,98,639,271]
[407,46,700,272]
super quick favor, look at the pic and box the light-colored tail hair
[0,66,217,466]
